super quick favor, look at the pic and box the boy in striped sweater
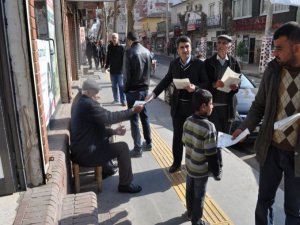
[182,89,222,225]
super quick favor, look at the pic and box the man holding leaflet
[146,36,209,173]
[232,22,300,225]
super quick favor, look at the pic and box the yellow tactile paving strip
[150,126,234,225]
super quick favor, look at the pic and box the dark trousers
[172,113,189,166]
[87,56,92,69]
[109,142,133,185]
[186,175,208,225]
[255,145,300,225]
[126,90,152,150]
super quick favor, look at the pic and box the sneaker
[111,100,119,104]
[142,141,152,151]
[182,211,191,221]
[130,149,143,158]
[118,183,142,193]
[121,102,127,107]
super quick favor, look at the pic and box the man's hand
[231,128,243,140]
[215,80,224,88]
[145,92,155,102]
[114,125,126,136]
[229,84,239,91]
[132,104,144,113]
[185,83,196,93]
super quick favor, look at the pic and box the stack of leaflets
[217,67,241,93]
[274,113,300,131]
[173,78,190,89]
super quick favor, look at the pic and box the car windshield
[240,74,255,89]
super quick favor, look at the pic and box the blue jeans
[255,145,300,225]
[110,74,126,103]
[126,90,151,151]
[186,174,208,225]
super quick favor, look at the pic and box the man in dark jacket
[104,33,126,106]
[205,34,241,169]
[123,31,152,157]
[232,22,300,225]
[146,36,209,173]
[70,79,143,193]
[97,39,106,68]
[85,37,93,69]
[204,34,241,134]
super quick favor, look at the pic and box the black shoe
[102,168,118,179]
[169,164,181,173]
[118,183,142,193]
[130,149,143,158]
[142,141,152,151]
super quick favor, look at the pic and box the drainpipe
[53,0,70,103]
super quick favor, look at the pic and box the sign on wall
[37,40,55,126]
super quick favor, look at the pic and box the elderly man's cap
[127,31,138,41]
[217,34,232,42]
[82,79,101,91]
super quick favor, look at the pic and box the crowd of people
[73,21,300,225]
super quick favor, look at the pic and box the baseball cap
[217,34,232,42]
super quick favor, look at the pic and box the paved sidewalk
[78,66,285,225]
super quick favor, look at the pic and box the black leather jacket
[123,42,151,92]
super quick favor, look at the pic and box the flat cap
[82,79,101,91]
[217,34,232,42]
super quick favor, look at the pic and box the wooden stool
[73,163,102,193]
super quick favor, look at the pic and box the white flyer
[217,128,250,148]
[274,113,300,131]
[133,100,147,106]
[173,78,191,89]
[217,67,241,93]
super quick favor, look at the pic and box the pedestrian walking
[232,21,300,225]
[97,39,106,68]
[85,37,93,69]
[146,36,209,173]
[104,33,126,106]
[123,31,152,157]
[92,39,99,70]
[182,89,221,225]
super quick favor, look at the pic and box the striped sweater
[182,114,218,178]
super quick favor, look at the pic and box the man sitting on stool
[70,79,143,193]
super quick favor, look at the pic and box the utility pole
[259,0,273,73]
[265,0,273,36]
[165,0,169,53]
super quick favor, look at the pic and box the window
[233,0,252,19]
[209,3,215,17]
[260,0,289,14]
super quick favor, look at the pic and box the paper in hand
[217,129,250,148]
[133,100,147,106]
[173,78,191,89]
[217,67,240,93]
[274,113,300,131]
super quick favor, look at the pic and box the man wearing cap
[205,34,241,168]
[205,34,241,133]
[123,31,153,157]
[70,79,143,193]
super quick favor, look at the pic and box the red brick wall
[28,0,49,165]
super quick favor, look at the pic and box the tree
[127,0,136,32]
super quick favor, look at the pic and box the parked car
[163,73,260,142]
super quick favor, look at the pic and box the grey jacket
[238,59,300,177]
